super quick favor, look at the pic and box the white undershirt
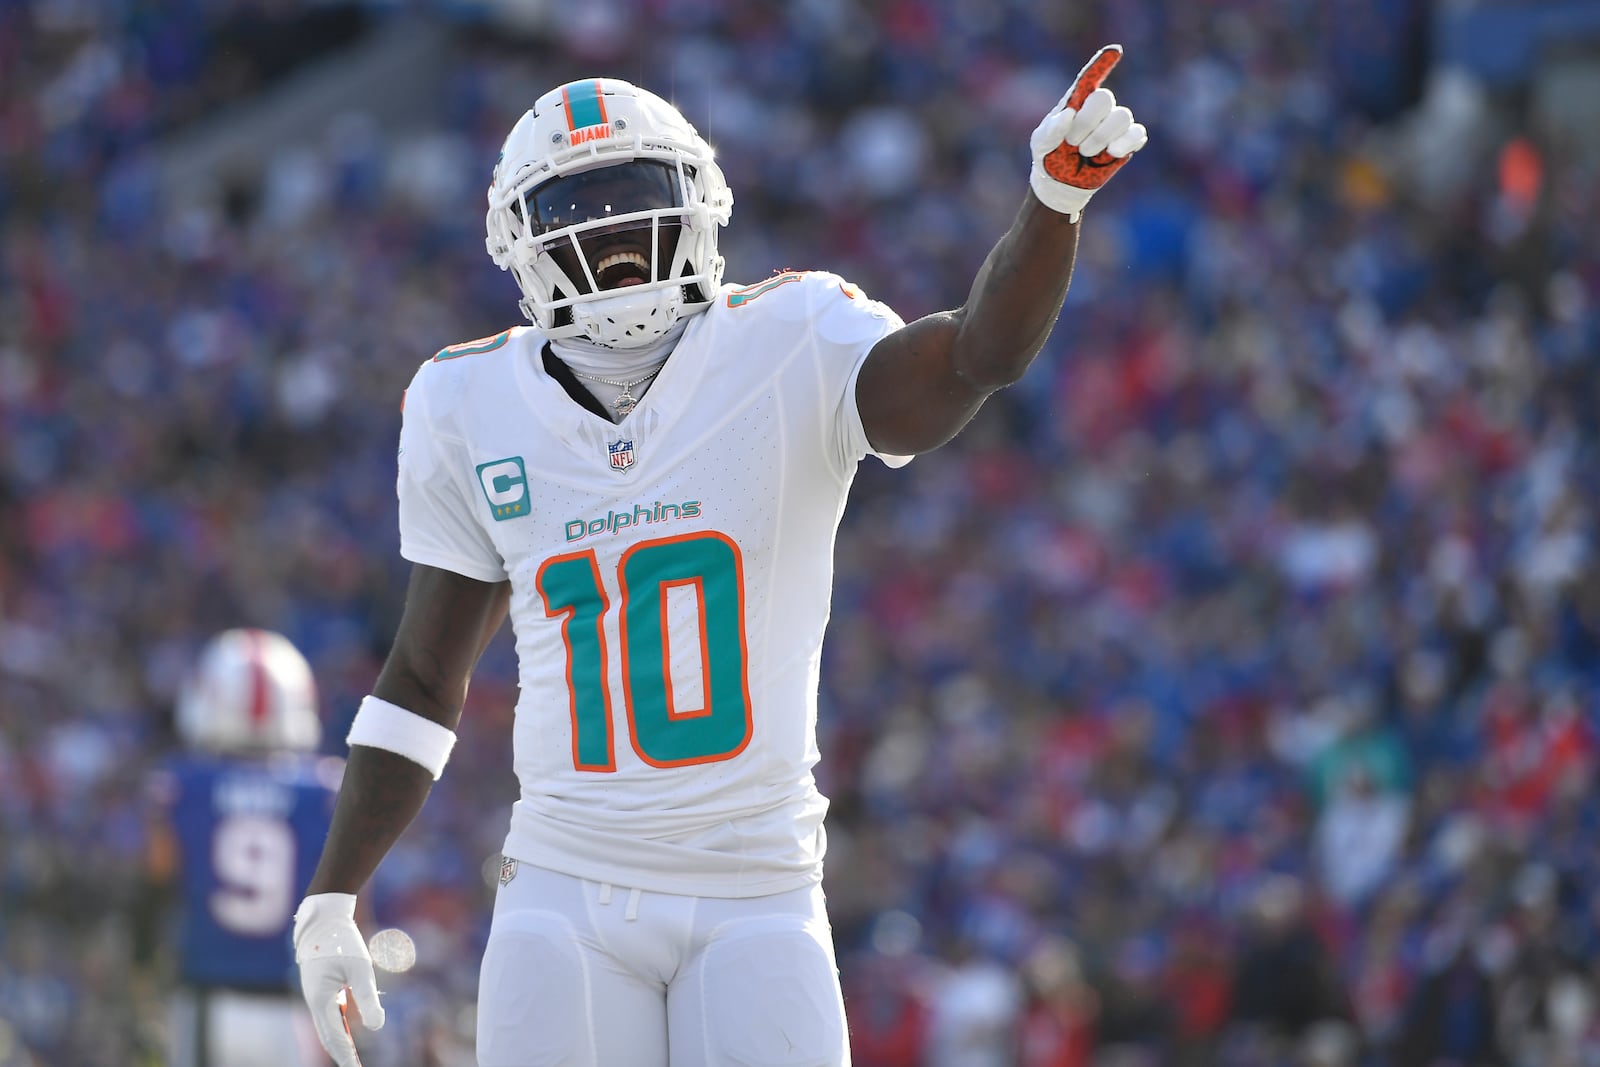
[551,322,686,419]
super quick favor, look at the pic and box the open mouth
[593,250,651,289]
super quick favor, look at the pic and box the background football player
[293,47,1145,1066]
[145,628,340,1067]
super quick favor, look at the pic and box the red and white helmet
[485,78,733,348]
[176,629,320,753]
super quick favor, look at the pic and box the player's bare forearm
[953,193,1080,385]
[856,45,1145,457]
[856,192,1078,455]
[305,747,435,895]
[306,565,510,895]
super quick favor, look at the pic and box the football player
[148,628,340,1067]
[294,47,1146,1066]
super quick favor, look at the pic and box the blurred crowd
[2,1,1599,1065]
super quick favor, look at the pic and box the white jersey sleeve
[396,361,507,583]
[807,275,912,471]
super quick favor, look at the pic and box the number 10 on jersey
[536,531,754,770]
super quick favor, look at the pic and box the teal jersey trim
[434,330,511,362]
[726,272,805,308]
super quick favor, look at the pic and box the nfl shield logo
[607,438,635,472]
[498,856,518,885]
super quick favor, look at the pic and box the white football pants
[169,987,323,1067]
[477,862,850,1066]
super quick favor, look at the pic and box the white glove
[294,893,385,1067]
[1029,44,1149,221]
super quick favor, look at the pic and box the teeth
[596,251,649,275]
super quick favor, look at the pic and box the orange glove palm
[1028,45,1148,219]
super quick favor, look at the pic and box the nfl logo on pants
[608,438,635,472]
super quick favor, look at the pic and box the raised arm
[296,563,509,1067]
[857,45,1147,456]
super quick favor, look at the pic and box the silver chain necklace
[569,367,662,417]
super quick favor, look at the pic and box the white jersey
[397,271,908,897]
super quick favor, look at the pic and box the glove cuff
[294,892,359,946]
[1028,165,1093,221]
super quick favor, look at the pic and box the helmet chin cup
[570,286,686,348]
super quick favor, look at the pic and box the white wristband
[346,695,457,780]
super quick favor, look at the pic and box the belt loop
[598,883,613,905]
[625,887,641,921]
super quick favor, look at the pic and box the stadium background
[3,0,1599,1064]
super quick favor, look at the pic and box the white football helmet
[176,629,320,754]
[485,78,733,348]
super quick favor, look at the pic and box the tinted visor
[530,161,684,234]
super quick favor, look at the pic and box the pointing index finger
[1066,44,1123,111]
